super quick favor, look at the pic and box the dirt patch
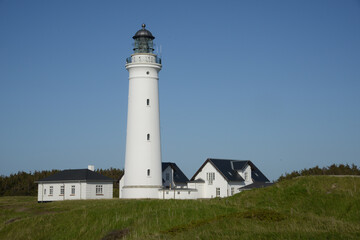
[242,209,285,221]
[15,207,29,212]
[101,228,130,240]
[5,217,21,224]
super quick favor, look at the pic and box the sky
[0,0,359,181]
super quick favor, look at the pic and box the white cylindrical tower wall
[122,53,162,199]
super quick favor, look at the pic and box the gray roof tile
[37,169,114,182]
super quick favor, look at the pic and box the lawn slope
[0,176,359,240]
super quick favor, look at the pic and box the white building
[120,158,271,199]
[190,158,271,198]
[36,165,114,202]
[121,24,163,199]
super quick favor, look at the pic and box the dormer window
[245,172,249,181]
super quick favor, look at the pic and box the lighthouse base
[121,185,162,199]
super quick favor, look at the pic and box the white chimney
[88,165,95,171]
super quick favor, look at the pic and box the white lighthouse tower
[121,24,163,199]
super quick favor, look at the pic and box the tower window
[147,99,150,106]
[146,71,150,75]
[147,169,150,176]
[147,134,150,141]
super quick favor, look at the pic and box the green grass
[1,176,359,240]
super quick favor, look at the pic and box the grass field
[1,176,359,240]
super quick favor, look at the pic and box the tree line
[0,168,123,197]
[277,163,360,182]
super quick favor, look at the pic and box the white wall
[228,182,246,196]
[159,189,197,199]
[86,182,113,199]
[193,162,229,198]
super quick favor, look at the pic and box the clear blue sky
[1,0,359,181]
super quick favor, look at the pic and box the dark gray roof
[162,162,189,184]
[36,169,114,182]
[188,178,205,183]
[191,158,270,183]
[133,24,155,40]
[239,182,274,190]
[209,159,245,182]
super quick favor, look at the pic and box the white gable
[236,164,253,184]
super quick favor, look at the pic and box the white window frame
[60,185,64,195]
[207,172,215,185]
[49,186,53,195]
[216,188,220,197]
[71,185,75,195]
[96,185,103,195]
[231,187,234,196]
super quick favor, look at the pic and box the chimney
[88,165,95,171]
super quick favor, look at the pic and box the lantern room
[132,24,155,54]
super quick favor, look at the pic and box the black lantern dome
[133,24,155,53]
[133,24,155,40]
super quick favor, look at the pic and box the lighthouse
[121,24,163,199]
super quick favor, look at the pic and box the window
[71,185,75,195]
[44,189,46,195]
[216,188,220,197]
[177,191,180,195]
[147,169,150,176]
[96,185,103,195]
[231,187,234,196]
[165,173,170,181]
[206,172,215,185]
[146,99,150,106]
[147,134,150,141]
[245,172,248,181]
[166,191,169,194]
[49,186,53,195]
[60,185,64,195]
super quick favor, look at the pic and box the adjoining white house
[36,165,114,202]
[189,158,271,198]
[120,158,271,199]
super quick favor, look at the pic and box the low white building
[36,165,114,202]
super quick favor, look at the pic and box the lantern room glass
[133,37,154,53]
